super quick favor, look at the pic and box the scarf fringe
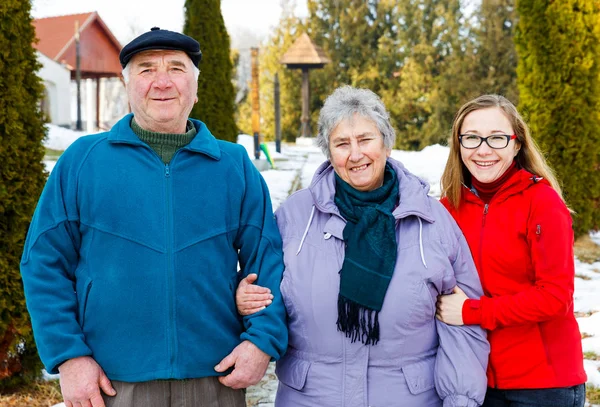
[337,296,380,345]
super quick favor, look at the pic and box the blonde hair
[440,94,565,209]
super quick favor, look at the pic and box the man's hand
[236,273,273,316]
[59,356,116,407]
[436,285,468,326]
[214,340,271,389]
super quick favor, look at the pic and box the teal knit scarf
[334,164,399,345]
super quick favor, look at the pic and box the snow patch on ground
[391,144,449,198]
[44,124,93,151]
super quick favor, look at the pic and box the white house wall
[36,51,71,127]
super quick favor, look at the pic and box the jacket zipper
[478,203,488,280]
[479,202,499,388]
[164,163,177,376]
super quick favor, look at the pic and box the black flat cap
[119,27,202,68]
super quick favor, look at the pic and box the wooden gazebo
[281,33,330,138]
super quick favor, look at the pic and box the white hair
[317,86,396,159]
[122,61,200,84]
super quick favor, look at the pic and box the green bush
[184,0,238,142]
[516,0,600,237]
[0,0,47,389]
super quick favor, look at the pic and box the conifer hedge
[184,0,238,142]
[516,0,600,236]
[0,0,47,388]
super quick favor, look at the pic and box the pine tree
[385,0,470,150]
[0,0,47,388]
[472,0,518,103]
[516,0,600,236]
[184,0,237,141]
[306,0,399,134]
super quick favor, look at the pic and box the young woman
[436,94,586,406]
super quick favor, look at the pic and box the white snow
[44,124,95,151]
[44,125,600,406]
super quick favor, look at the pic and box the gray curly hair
[316,86,396,159]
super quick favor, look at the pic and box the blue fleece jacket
[20,114,287,382]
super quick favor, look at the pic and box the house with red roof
[33,12,126,131]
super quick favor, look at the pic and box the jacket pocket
[76,277,93,329]
[275,353,311,391]
[402,356,435,395]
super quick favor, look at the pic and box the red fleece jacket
[442,169,586,389]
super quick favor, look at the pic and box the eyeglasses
[459,134,517,149]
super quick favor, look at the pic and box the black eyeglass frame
[458,134,518,149]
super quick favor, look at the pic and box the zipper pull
[165,164,170,177]
[482,204,488,227]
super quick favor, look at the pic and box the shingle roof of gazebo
[280,33,330,67]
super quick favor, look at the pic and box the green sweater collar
[131,118,196,146]
[131,118,196,163]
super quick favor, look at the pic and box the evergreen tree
[307,0,399,134]
[184,0,237,141]
[472,0,518,103]
[516,0,600,236]
[385,0,470,150]
[0,0,47,388]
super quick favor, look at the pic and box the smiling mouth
[474,161,497,168]
[350,164,369,172]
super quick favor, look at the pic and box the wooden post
[75,21,82,130]
[96,77,100,130]
[251,48,260,159]
[301,68,310,138]
[274,73,281,153]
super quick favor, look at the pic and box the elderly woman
[238,86,489,406]
[437,95,586,406]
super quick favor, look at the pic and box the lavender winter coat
[273,158,489,407]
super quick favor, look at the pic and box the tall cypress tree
[516,0,600,236]
[184,0,237,142]
[0,0,47,388]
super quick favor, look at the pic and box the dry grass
[575,310,596,318]
[574,234,600,264]
[582,332,594,339]
[0,380,62,407]
[584,351,600,361]
[588,384,600,406]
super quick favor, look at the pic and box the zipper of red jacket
[478,203,488,289]
[478,202,500,388]
[479,203,498,388]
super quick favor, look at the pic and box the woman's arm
[438,187,575,331]
[433,205,489,407]
[236,273,273,316]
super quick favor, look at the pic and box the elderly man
[20,28,287,407]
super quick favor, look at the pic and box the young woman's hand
[436,286,468,325]
[236,273,273,316]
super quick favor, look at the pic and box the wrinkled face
[329,114,391,192]
[127,50,198,133]
[460,107,520,184]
